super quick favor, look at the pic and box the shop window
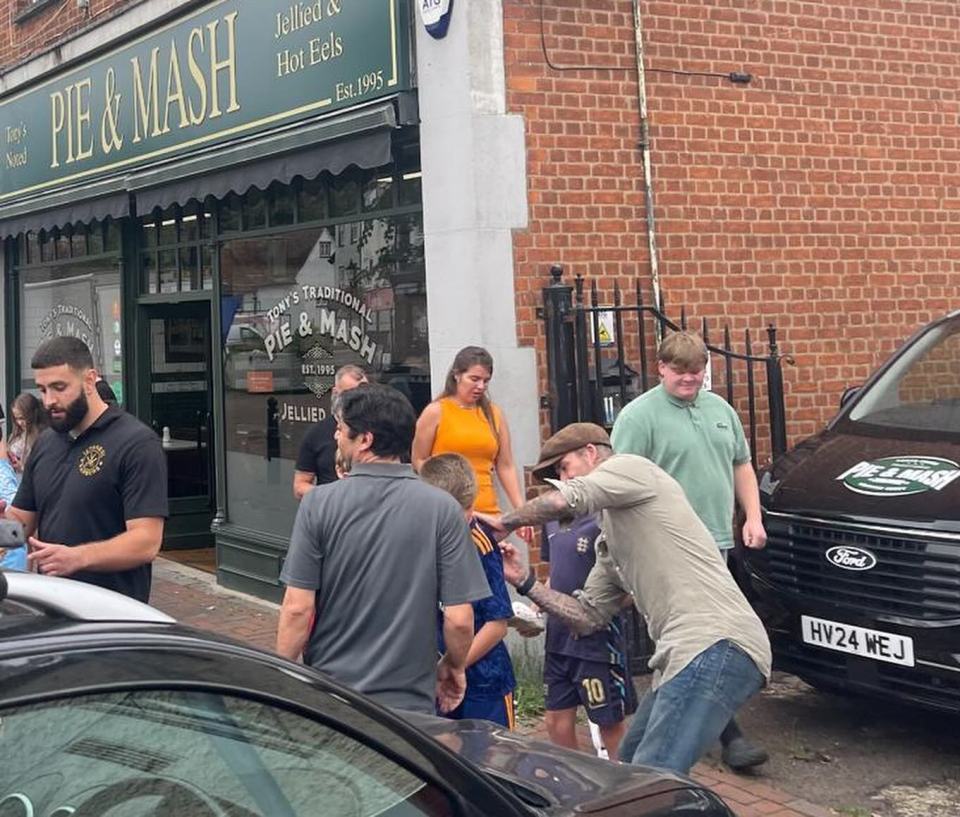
[54,228,71,260]
[219,210,428,538]
[39,231,54,263]
[138,205,215,295]
[158,250,178,294]
[180,204,200,244]
[219,193,243,233]
[269,182,296,226]
[399,171,422,207]
[329,173,361,217]
[298,177,328,222]
[87,220,104,255]
[104,220,121,252]
[142,252,157,294]
[158,206,178,246]
[180,247,200,292]
[243,188,267,231]
[201,199,215,239]
[18,259,123,397]
[70,224,87,257]
[201,246,214,291]
[363,174,395,212]
[26,231,39,265]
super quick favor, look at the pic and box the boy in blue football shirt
[542,514,637,760]
[421,453,516,728]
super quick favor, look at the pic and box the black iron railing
[541,264,791,466]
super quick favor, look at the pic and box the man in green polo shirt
[611,330,768,771]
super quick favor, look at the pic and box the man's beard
[49,391,89,433]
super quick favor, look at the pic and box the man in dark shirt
[292,364,368,499]
[1,337,167,602]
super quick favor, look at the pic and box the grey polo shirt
[281,461,490,713]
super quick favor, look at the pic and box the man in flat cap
[495,422,771,775]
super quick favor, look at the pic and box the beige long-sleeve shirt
[551,454,772,690]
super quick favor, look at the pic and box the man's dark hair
[338,384,416,459]
[31,337,95,371]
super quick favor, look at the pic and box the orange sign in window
[246,371,274,393]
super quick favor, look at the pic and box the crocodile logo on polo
[837,456,960,497]
[78,444,106,477]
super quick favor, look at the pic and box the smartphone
[0,519,26,550]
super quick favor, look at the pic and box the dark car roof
[0,574,726,817]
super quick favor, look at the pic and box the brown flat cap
[532,422,611,481]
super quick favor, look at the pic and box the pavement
[151,558,832,817]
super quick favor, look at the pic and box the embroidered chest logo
[576,536,590,555]
[78,444,106,477]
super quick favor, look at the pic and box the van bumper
[746,567,960,714]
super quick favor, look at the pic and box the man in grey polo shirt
[277,384,490,714]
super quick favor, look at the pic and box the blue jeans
[619,639,764,775]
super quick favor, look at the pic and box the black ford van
[742,311,960,713]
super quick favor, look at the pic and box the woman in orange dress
[413,347,528,523]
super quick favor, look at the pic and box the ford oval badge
[825,546,877,571]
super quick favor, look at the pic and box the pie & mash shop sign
[1,0,410,204]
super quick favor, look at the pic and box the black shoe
[721,736,769,770]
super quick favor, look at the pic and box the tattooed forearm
[526,583,609,636]
[501,491,574,531]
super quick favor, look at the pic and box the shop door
[139,302,214,550]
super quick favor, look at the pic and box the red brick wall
[505,0,960,452]
[1,0,138,71]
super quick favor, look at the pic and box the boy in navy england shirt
[421,453,516,728]
[542,514,637,760]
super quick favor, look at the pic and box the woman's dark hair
[440,346,499,445]
[338,384,416,460]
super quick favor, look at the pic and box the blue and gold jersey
[543,516,629,665]
[438,519,516,699]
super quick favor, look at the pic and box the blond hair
[420,453,478,511]
[658,331,708,372]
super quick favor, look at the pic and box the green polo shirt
[611,385,750,549]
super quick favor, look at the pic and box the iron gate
[540,265,792,672]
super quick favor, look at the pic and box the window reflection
[221,212,428,537]
[19,259,124,400]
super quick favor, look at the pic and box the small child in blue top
[0,424,24,571]
[421,453,516,729]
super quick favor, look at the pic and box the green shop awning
[0,100,398,239]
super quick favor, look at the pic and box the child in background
[420,453,516,728]
[8,393,46,474]
[0,424,24,571]
[541,514,637,761]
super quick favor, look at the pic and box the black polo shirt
[14,406,168,603]
[294,415,338,486]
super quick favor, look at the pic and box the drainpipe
[632,0,662,341]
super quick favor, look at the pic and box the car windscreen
[847,318,960,435]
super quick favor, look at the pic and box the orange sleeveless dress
[431,397,502,514]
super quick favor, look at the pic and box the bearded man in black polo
[2,337,167,602]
